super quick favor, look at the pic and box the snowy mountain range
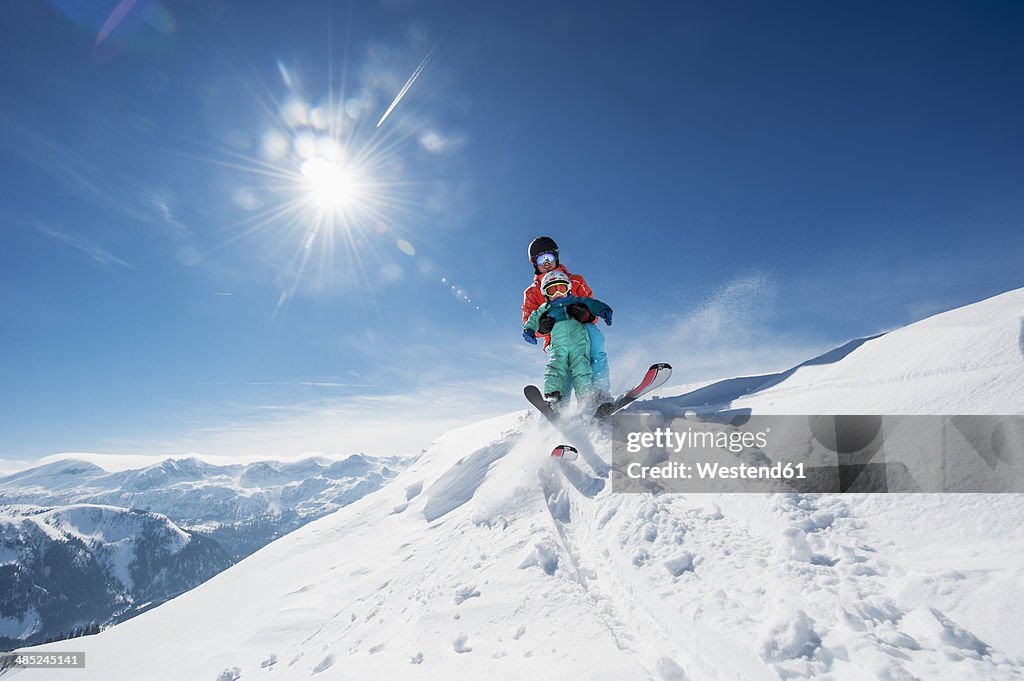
[0,454,406,650]
[0,504,230,652]
[15,287,1024,680]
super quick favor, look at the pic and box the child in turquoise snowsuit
[523,271,613,406]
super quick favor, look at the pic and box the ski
[550,444,579,461]
[525,386,583,459]
[524,384,559,424]
[524,385,606,476]
[594,362,672,420]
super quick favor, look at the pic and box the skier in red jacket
[522,236,611,402]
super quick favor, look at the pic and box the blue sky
[1,1,1022,466]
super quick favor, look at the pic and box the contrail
[376,43,439,128]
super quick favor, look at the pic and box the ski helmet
[528,236,559,273]
[541,269,571,298]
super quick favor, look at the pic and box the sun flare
[300,157,356,210]
[203,52,482,319]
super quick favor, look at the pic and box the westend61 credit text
[625,460,806,480]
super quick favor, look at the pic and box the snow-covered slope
[19,289,1024,680]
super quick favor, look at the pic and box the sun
[300,157,357,210]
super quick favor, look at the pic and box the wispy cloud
[0,113,149,223]
[243,381,376,389]
[105,378,528,461]
[418,129,465,153]
[21,217,135,269]
[1,114,203,268]
[143,190,202,266]
[616,273,838,391]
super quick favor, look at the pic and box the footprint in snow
[900,607,991,658]
[216,668,241,681]
[656,657,691,681]
[312,654,335,674]
[453,635,473,653]
[664,551,694,577]
[518,540,559,575]
[454,584,481,605]
[759,610,822,663]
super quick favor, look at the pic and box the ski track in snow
[535,443,1024,680]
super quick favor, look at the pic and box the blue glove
[523,329,538,345]
[600,308,613,326]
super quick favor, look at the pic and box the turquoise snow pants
[544,319,593,403]
[564,324,609,398]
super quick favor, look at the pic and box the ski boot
[544,391,563,410]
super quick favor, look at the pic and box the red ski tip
[550,445,579,461]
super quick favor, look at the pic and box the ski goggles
[534,251,557,268]
[543,282,570,296]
